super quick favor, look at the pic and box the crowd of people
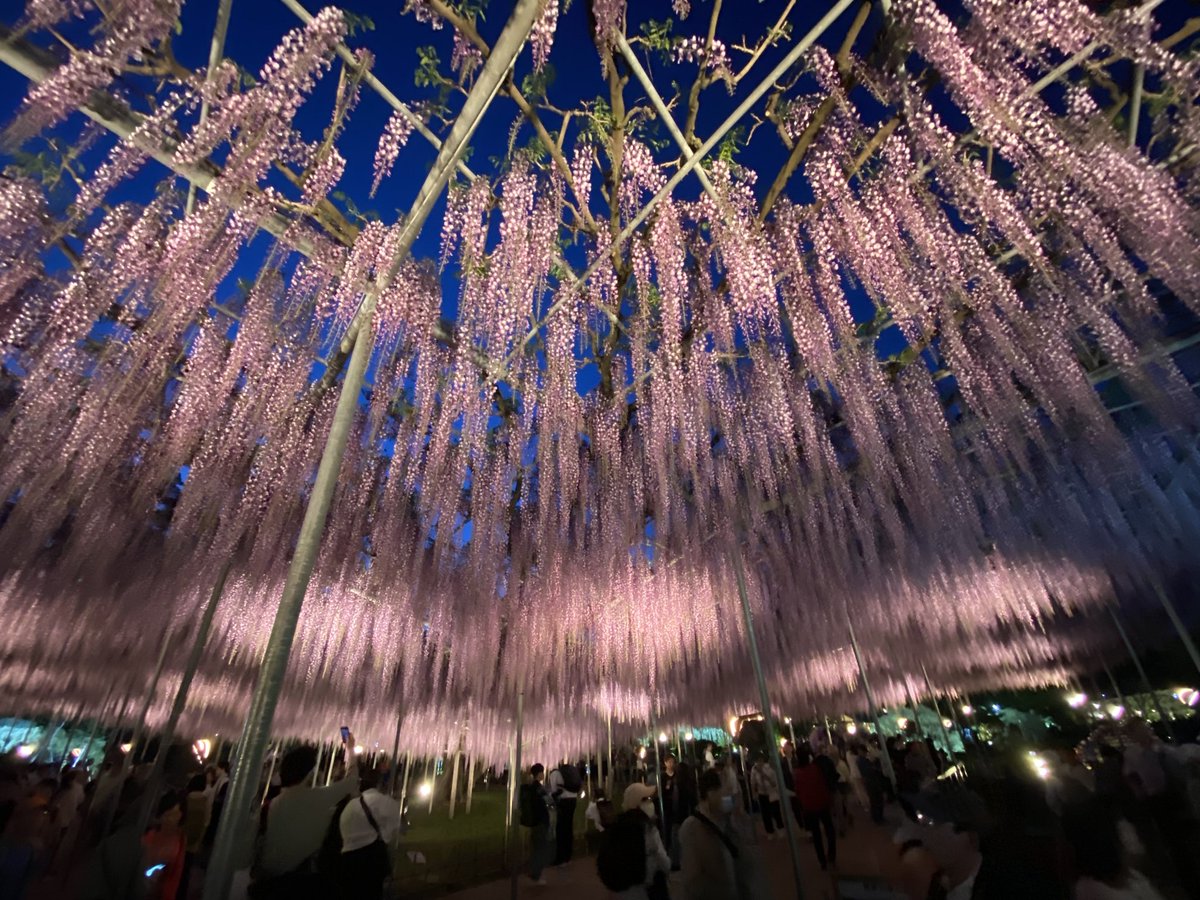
[0,731,402,900]
[513,720,1200,900]
[4,714,1200,900]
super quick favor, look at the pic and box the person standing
[585,788,615,854]
[142,792,187,900]
[660,754,695,868]
[519,763,552,885]
[750,755,783,840]
[547,761,582,867]
[252,735,358,898]
[202,760,230,849]
[177,774,210,900]
[597,784,671,899]
[794,747,837,871]
[678,768,747,900]
[338,769,400,900]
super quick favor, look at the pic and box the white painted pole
[729,542,806,900]
[465,753,477,814]
[202,5,542,893]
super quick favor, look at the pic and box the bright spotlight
[846,723,857,735]
[658,733,667,743]
[942,719,953,729]
[960,705,973,716]
[417,782,432,799]
[353,745,365,755]
[684,732,694,741]
[1066,692,1088,709]
[14,744,35,759]
[896,717,909,730]
[119,742,133,754]
[1108,704,1126,721]
[194,738,212,761]
[1030,755,1051,780]
[638,747,646,760]
[728,717,739,737]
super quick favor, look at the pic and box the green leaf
[343,11,375,37]
[716,125,746,163]
[521,62,555,102]
[639,18,674,53]
[415,45,443,88]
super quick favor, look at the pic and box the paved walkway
[446,811,905,900]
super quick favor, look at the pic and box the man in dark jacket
[520,764,552,885]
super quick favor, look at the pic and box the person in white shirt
[254,734,358,896]
[749,755,783,839]
[338,768,400,900]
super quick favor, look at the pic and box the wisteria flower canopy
[0,0,1198,764]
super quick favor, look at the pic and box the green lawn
[393,784,591,896]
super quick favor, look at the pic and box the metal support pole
[649,708,666,824]
[848,618,898,789]
[261,743,279,806]
[1128,63,1145,147]
[921,665,958,765]
[428,756,437,813]
[186,0,234,214]
[400,750,413,812]
[311,743,324,789]
[326,743,337,786]
[902,677,925,740]
[729,542,806,900]
[76,682,116,771]
[132,631,173,763]
[945,686,967,750]
[202,3,541,895]
[1154,583,1200,679]
[388,712,403,798]
[465,753,477,814]
[1111,609,1176,740]
[137,563,232,834]
[1101,659,1128,710]
[509,689,524,900]
[204,316,373,896]
[101,632,171,839]
[606,710,614,799]
[449,747,462,819]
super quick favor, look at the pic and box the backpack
[556,765,583,794]
[596,812,647,892]
[518,783,543,827]
[316,794,353,875]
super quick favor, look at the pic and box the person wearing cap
[617,783,671,898]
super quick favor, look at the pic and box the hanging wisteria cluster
[0,0,1198,763]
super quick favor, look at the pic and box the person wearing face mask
[596,783,671,898]
[678,768,746,900]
